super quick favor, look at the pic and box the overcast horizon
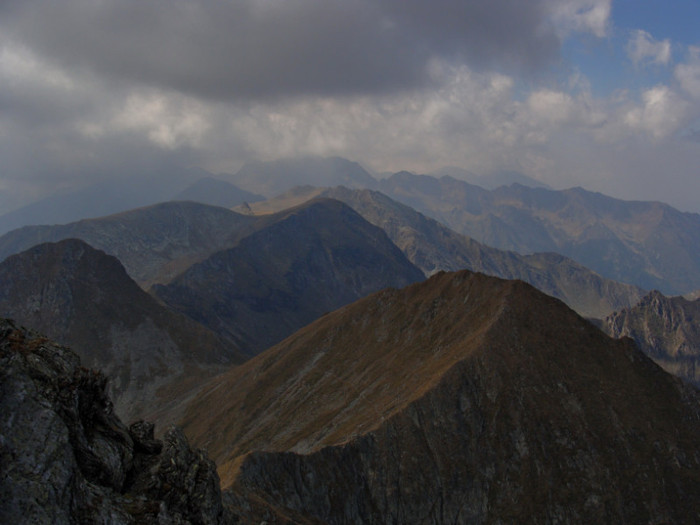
[2,0,700,213]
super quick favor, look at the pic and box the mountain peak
[179,269,700,523]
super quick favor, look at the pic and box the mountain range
[0,200,259,288]
[236,185,645,319]
[376,171,700,294]
[0,194,698,523]
[179,269,700,523]
[5,154,700,298]
[0,169,261,237]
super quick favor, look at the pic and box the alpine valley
[1,156,699,524]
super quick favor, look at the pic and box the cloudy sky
[2,0,700,212]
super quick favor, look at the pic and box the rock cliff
[0,318,228,524]
[604,290,700,386]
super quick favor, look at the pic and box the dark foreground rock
[0,318,227,524]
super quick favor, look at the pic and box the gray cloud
[1,0,560,101]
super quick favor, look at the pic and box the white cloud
[623,85,690,139]
[112,92,210,150]
[675,46,700,99]
[627,30,672,66]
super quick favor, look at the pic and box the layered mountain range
[377,171,700,294]
[0,200,259,288]
[3,269,697,523]
[179,270,700,523]
[237,185,645,319]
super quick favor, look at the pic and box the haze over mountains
[237,185,645,319]
[0,201,259,287]
[1,152,699,522]
[4,154,700,297]
[377,171,700,295]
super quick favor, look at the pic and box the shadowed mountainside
[181,270,700,524]
[0,239,242,422]
[237,186,645,319]
[152,198,425,355]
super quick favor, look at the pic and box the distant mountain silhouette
[431,166,551,189]
[0,201,258,287]
[172,176,265,208]
[231,156,377,197]
[0,169,205,235]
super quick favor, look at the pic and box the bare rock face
[0,318,227,524]
[604,290,700,386]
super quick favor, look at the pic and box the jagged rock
[0,318,228,524]
[603,290,700,386]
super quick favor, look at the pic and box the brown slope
[152,198,425,355]
[0,238,243,422]
[237,185,644,318]
[0,200,258,287]
[378,172,700,294]
[603,290,700,386]
[182,270,700,524]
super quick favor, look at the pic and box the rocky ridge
[182,270,700,524]
[604,290,700,386]
[0,318,228,524]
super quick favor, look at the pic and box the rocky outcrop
[0,318,228,524]
[604,290,700,386]
[182,270,700,524]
